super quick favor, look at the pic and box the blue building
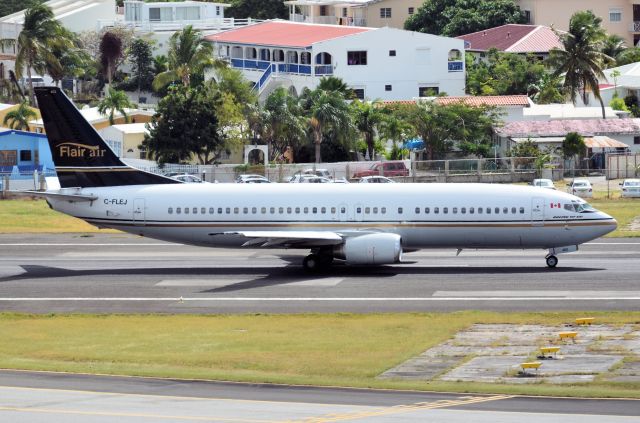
[0,129,55,178]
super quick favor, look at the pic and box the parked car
[358,176,396,183]
[171,174,206,183]
[302,168,332,179]
[352,161,409,178]
[288,174,315,183]
[567,179,593,198]
[531,179,556,190]
[300,176,331,183]
[236,174,269,183]
[620,178,640,198]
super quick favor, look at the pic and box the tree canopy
[405,0,527,37]
[0,0,43,17]
[224,0,287,20]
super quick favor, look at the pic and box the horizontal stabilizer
[9,190,98,202]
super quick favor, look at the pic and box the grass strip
[1,311,639,398]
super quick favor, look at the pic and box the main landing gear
[302,250,334,272]
[545,254,558,268]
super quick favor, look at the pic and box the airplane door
[531,197,544,226]
[133,198,145,226]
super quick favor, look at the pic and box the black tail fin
[35,86,179,188]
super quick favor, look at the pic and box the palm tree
[152,26,215,90]
[262,87,305,160]
[351,100,384,160]
[2,101,37,130]
[317,76,355,99]
[379,113,414,159]
[548,11,610,118]
[301,88,353,163]
[601,34,626,66]
[98,87,133,124]
[0,4,64,106]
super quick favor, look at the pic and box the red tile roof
[0,54,15,60]
[457,24,562,53]
[496,119,640,137]
[206,20,373,48]
[436,95,531,107]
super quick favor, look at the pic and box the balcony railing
[288,13,337,25]
[448,61,464,72]
[314,65,333,75]
[630,21,640,32]
[229,58,316,75]
[97,17,260,31]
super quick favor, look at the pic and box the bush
[610,97,629,111]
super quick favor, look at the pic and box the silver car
[567,179,593,198]
[620,178,640,198]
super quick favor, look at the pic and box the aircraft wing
[220,231,345,248]
[9,190,98,202]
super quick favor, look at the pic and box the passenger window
[287,207,292,214]
[251,207,256,214]
[443,207,448,214]
[373,207,378,214]
[425,207,430,214]
[279,207,284,214]
[461,207,466,214]
[365,207,370,214]
[486,207,491,214]
[199,207,204,214]
[168,207,173,214]
[304,207,308,214]
[469,207,474,214]
[270,207,275,214]
[192,207,197,214]
[415,207,420,214]
[312,207,317,214]
[381,207,386,214]
[398,207,403,214]
[331,207,336,214]
[341,207,346,213]
[453,207,458,214]
[356,207,362,213]
[434,207,439,214]
[218,207,223,214]
[477,207,482,214]
[295,207,300,214]
[261,207,266,214]
[495,207,499,214]
[519,207,525,214]
[511,207,516,214]
[226,207,231,214]
[176,207,181,214]
[503,207,508,214]
[185,207,190,214]
[321,207,326,213]
[233,207,239,214]
[209,207,214,214]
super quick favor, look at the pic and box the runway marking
[156,278,345,287]
[1,296,639,302]
[0,405,276,422]
[433,291,640,298]
[297,395,513,422]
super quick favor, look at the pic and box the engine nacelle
[334,233,402,265]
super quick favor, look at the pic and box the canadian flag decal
[550,202,561,208]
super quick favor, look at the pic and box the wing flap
[220,231,344,248]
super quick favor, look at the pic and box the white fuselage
[48,183,617,251]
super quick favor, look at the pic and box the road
[0,233,639,313]
[0,370,638,423]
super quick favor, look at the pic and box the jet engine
[334,233,402,265]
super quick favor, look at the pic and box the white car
[300,176,331,183]
[532,179,556,190]
[302,168,332,179]
[358,176,396,183]
[620,178,640,198]
[236,174,269,183]
[171,174,206,183]
[568,179,593,198]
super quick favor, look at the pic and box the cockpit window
[565,202,596,213]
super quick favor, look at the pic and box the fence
[606,153,640,179]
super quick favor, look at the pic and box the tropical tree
[466,49,546,96]
[99,30,124,86]
[548,11,610,118]
[562,131,586,173]
[152,25,215,90]
[0,4,65,105]
[351,100,384,160]
[121,38,155,93]
[97,87,133,124]
[225,0,288,20]
[47,28,92,86]
[379,113,414,160]
[317,76,355,99]
[2,101,37,130]
[300,88,353,163]
[601,34,626,66]
[528,73,565,104]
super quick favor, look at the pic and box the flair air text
[58,142,106,158]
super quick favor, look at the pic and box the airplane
[25,86,617,271]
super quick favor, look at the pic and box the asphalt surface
[0,370,638,422]
[0,233,639,313]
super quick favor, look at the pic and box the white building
[206,20,465,101]
[0,0,117,33]
[99,123,149,159]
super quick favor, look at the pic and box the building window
[418,86,439,97]
[385,84,392,91]
[320,5,328,16]
[634,136,640,144]
[347,51,367,65]
[19,150,32,161]
[524,10,531,24]
[610,8,622,23]
[353,88,365,100]
[408,7,414,15]
[389,50,396,57]
[342,7,348,17]
[380,7,391,18]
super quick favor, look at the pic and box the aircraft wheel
[546,255,558,268]
[303,254,320,272]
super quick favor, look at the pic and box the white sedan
[358,176,396,183]
[532,179,556,189]
[620,178,640,198]
[567,179,593,198]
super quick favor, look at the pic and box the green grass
[1,312,640,398]
[1,198,639,236]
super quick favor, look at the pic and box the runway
[0,370,638,422]
[0,233,639,313]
